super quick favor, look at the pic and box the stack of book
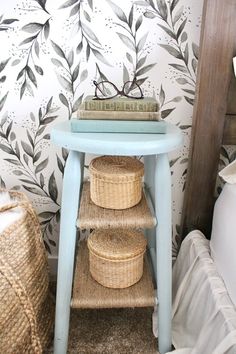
[71,96,166,134]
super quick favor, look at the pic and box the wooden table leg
[54,151,84,354]
[155,153,172,354]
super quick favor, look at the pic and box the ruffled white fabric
[167,230,236,354]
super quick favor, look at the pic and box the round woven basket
[0,190,54,353]
[89,156,144,210]
[87,229,147,289]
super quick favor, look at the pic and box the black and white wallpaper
[0,0,204,257]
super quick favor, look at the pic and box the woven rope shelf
[77,182,156,229]
[71,241,155,309]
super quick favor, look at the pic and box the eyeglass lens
[123,81,143,98]
[95,81,118,99]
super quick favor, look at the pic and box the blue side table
[51,120,183,354]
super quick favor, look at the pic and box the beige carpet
[47,307,159,354]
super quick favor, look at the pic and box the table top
[51,120,183,155]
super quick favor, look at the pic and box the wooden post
[181,0,236,238]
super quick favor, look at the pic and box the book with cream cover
[77,107,161,121]
[83,96,160,112]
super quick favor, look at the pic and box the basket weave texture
[89,156,144,210]
[0,190,54,353]
[88,229,147,289]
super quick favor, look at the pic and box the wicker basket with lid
[89,155,144,209]
[87,229,147,289]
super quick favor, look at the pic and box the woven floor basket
[0,190,54,354]
[89,156,144,209]
[87,229,147,289]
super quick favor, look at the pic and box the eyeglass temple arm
[93,80,120,94]
[93,80,104,96]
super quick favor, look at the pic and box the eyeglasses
[93,80,144,100]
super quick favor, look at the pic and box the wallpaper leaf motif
[59,0,108,68]
[0,93,8,113]
[0,16,18,31]
[95,63,110,83]
[17,18,51,99]
[220,147,236,168]
[51,41,84,116]
[0,56,10,85]
[107,1,156,89]
[0,58,10,77]
[107,2,181,119]
[137,0,198,105]
[54,0,117,114]
[0,98,61,253]
[0,1,49,102]
[107,0,128,23]
[157,84,181,119]
[59,0,79,10]
[35,0,49,14]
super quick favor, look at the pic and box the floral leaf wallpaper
[0,0,203,259]
[0,16,18,31]
[0,97,60,252]
[16,1,51,99]
[107,1,156,89]
[141,0,197,106]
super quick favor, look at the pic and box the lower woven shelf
[71,241,155,309]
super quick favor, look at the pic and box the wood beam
[181,0,236,238]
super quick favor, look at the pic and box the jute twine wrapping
[0,190,54,353]
[71,241,155,309]
[77,182,156,229]
[88,229,147,289]
[89,156,144,210]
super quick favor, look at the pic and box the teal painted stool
[51,120,183,354]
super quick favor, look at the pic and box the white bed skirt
[167,230,236,354]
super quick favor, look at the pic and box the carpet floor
[47,307,159,354]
